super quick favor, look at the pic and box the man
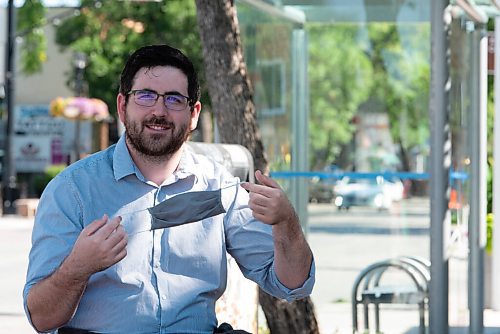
[24,44,314,333]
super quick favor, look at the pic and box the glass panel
[448,17,476,330]
[282,0,430,24]
[238,2,433,333]
[237,4,297,173]
[306,20,431,333]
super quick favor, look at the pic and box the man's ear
[117,93,126,124]
[190,101,202,131]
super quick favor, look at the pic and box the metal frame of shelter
[237,0,500,333]
[433,1,500,333]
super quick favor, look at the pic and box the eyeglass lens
[133,90,189,111]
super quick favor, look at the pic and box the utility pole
[72,52,86,162]
[2,0,19,215]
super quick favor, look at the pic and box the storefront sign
[12,105,92,172]
[13,135,52,173]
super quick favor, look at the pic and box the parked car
[333,176,404,211]
[308,177,335,203]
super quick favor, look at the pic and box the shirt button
[161,295,167,300]
[154,263,159,268]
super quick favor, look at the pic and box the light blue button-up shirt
[24,136,315,334]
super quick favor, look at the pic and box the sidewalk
[0,215,36,333]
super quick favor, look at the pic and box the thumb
[255,170,280,189]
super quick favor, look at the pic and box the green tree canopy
[307,22,430,172]
[17,0,47,74]
[307,23,373,170]
[366,23,430,166]
[52,0,205,117]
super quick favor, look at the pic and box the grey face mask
[148,189,226,230]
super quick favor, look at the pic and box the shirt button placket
[153,230,169,325]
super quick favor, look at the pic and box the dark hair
[119,44,200,106]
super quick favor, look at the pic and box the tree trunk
[195,1,319,333]
[259,289,319,334]
[194,0,267,172]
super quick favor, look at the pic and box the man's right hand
[67,214,128,280]
[27,214,128,331]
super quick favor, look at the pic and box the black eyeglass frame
[126,89,194,111]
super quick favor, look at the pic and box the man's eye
[137,92,157,100]
[166,95,184,104]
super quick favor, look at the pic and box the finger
[95,216,122,239]
[250,211,272,225]
[248,203,268,217]
[241,180,274,198]
[255,170,281,189]
[249,192,274,207]
[105,225,127,245]
[114,248,127,263]
[241,181,258,193]
[84,215,108,236]
[110,235,128,257]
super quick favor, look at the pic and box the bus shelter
[235,0,500,333]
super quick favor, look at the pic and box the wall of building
[0,7,74,105]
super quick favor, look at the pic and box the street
[308,197,431,334]
[309,196,430,303]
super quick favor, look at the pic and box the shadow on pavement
[403,327,500,334]
[310,225,429,235]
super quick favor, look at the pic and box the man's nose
[151,97,170,115]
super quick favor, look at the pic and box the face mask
[148,189,226,230]
[123,182,244,235]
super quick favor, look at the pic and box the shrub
[33,164,66,196]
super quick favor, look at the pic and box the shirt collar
[173,143,200,181]
[112,135,200,183]
[113,135,138,181]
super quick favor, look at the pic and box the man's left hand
[241,170,298,226]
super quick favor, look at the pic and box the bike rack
[352,256,430,334]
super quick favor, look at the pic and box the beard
[124,114,190,160]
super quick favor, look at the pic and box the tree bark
[195,1,319,333]
[194,0,267,172]
[259,289,319,334]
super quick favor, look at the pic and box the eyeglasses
[127,89,192,111]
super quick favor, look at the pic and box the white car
[333,176,404,211]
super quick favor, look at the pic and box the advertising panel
[12,105,92,173]
[13,135,52,173]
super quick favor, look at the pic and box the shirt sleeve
[23,173,84,330]
[222,183,315,301]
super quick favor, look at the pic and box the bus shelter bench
[352,256,430,334]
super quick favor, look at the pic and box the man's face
[117,66,201,157]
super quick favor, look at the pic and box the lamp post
[2,0,19,215]
[72,51,87,162]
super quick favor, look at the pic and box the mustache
[143,117,174,128]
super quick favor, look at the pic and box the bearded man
[23,44,315,334]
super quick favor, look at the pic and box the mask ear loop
[221,181,247,190]
[123,181,248,236]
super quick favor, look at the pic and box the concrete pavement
[0,215,35,333]
[308,198,500,334]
